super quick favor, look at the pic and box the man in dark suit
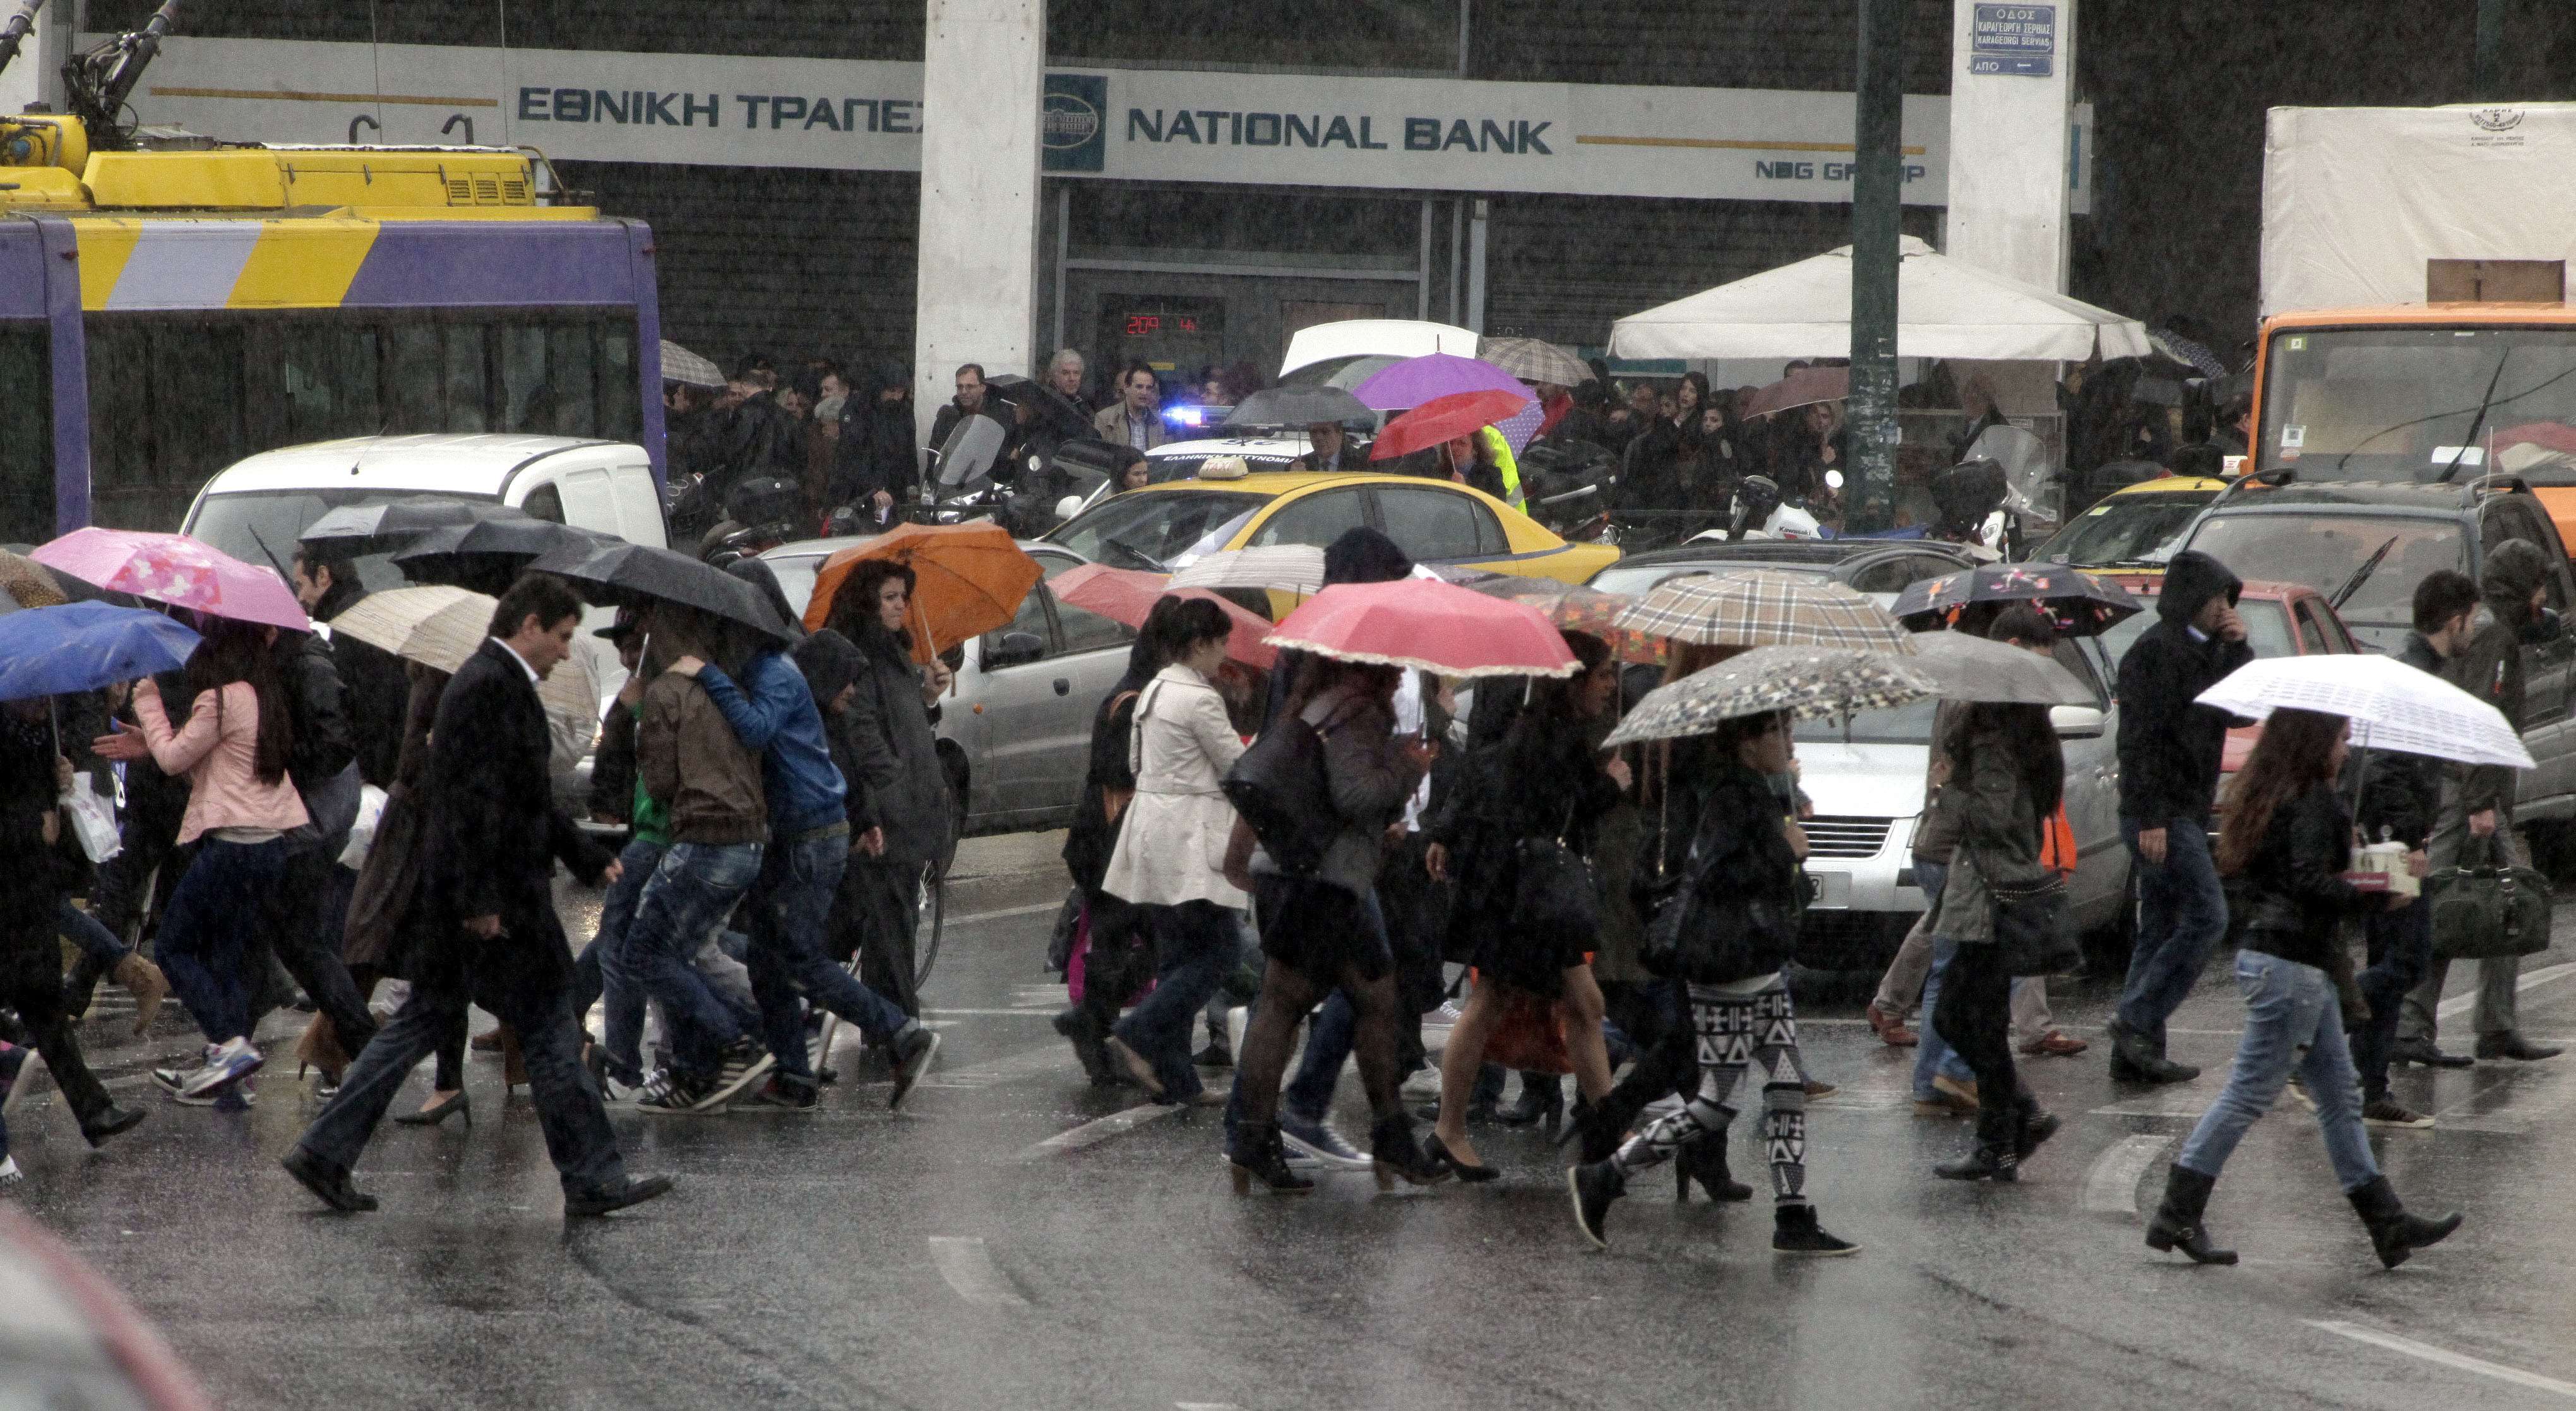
[283,573,671,1218]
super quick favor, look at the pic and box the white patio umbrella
[2193,654,2534,769]
[1609,236,2154,363]
[1167,545,1327,596]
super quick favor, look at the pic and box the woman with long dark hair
[820,561,958,1025]
[130,617,308,1107]
[1925,607,2068,1181]
[1225,653,1445,1192]
[2146,708,2462,1268]
[1569,708,1857,1255]
[1424,631,1630,1180]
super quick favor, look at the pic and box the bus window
[279,324,381,445]
[85,319,249,530]
[600,328,638,440]
[0,325,51,542]
[547,325,597,435]
[444,321,491,432]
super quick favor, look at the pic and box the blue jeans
[579,838,666,1086]
[627,841,763,1080]
[59,898,126,968]
[746,827,909,1085]
[2178,950,2379,1191]
[1282,890,1393,1121]
[158,838,290,1045]
[1906,862,1973,1099]
[2117,817,2229,1044]
[2353,893,2434,1102]
[1114,900,1236,1100]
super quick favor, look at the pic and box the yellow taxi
[2034,475,2229,566]
[1046,471,1620,588]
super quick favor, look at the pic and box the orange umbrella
[801,522,1043,664]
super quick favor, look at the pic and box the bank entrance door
[1065,268,1421,403]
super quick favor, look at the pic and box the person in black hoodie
[832,364,919,529]
[2397,539,2565,1064]
[2109,549,2254,1085]
[2346,571,2478,1119]
[2147,708,2460,1270]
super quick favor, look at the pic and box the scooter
[1688,474,1826,543]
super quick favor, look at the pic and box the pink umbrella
[1351,353,1530,411]
[1265,578,1579,679]
[1049,564,1279,669]
[32,528,311,631]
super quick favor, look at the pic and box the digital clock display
[1123,313,1204,337]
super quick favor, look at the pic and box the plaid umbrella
[659,339,725,390]
[1477,337,1590,388]
[1615,569,1917,654]
[1604,645,1939,746]
[1889,563,2142,638]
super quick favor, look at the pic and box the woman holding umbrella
[1422,631,1630,1180]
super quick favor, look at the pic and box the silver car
[762,537,1136,836]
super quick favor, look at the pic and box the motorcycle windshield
[938,417,1006,488]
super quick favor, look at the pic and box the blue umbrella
[0,602,201,702]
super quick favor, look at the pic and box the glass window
[0,324,49,543]
[519,483,565,523]
[1047,489,1267,568]
[2294,602,2327,653]
[444,321,491,432]
[1374,485,1497,561]
[501,326,550,432]
[188,488,498,592]
[277,324,381,445]
[2257,325,2576,480]
[1846,556,1918,595]
[2034,492,2216,565]
[2184,513,2464,633]
[982,576,1057,663]
[1251,487,1369,549]
[85,318,249,531]
[1792,698,1938,744]
[600,326,638,440]
[1037,553,1134,655]
[2100,593,2299,666]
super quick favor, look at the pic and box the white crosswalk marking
[2080,1134,2172,1213]
[2309,1321,2576,1398]
[926,1237,1028,1307]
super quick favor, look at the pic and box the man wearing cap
[573,605,673,1100]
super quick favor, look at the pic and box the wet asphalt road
[15,831,2576,1411]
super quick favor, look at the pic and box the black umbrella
[391,518,623,595]
[1223,385,1373,429]
[529,539,791,640]
[1889,563,2143,638]
[299,498,532,556]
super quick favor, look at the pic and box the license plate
[1810,872,1851,909]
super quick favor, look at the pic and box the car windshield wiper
[2330,534,2400,610]
[1100,537,1166,572]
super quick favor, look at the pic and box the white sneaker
[181,1037,263,1097]
[0,1155,20,1187]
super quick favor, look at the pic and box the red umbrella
[1265,578,1579,679]
[1368,388,1534,461]
[1049,563,1279,669]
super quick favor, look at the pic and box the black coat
[314,579,412,788]
[2114,549,2254,826]
[417,640,612,999]
[1659,759,1804,985]
[832,366,919,509]
[2236,780,2376,972]
[2351,632,2447,848]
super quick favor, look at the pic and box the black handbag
[1510,809,1599,950]
[1990,872,2080,977]
[1220,699,1350,877]
[2428,831,2552,961]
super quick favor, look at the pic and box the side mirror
[984,630,1047,669]
[2050,704,2106,739]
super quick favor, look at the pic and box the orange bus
[2248,303,2576,554]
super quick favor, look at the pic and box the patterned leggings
[1608,977,1808,1205]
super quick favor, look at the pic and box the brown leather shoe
[1864,1001,1918,1047]
[2018,1030,2089,1057]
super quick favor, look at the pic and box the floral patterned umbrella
[1889,562,2142,638]
[1603,645,1938,746]
[1463,576,1664,664]
[32,527,309,631]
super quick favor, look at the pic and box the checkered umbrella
[659,339,725,390]
[1604,645,1939,746]
[1614,569,1916,653]
[1477,337,1590,388]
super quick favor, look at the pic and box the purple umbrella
[1351,353,1529,411]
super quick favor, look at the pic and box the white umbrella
[2193,654,2534,769]
[1167,545,1327,596]
[1608,236,2154,363]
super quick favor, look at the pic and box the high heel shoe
[1421,1131,1498,1183]
[1370,1112,1454,1189]
[1496,1073,1562,1128]
[1227,1121,1314,1196]
[395,1090,471,1127]
[1674,1133,1753,1202]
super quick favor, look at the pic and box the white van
[179,433,667,718]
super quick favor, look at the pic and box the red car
[2091,571,2361,783]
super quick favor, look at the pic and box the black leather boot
[2144,1164,2237,1265]
[1368,1111,1451,1189]
[1772,1203,1860,1256]
[1498,1072,1563,1128]
[2346,1175,2461,1269]
[1568,1160,1625,1247]
[1936,1101,2022,1181]
[2014,1097,2061,1164]
[1675,1131,1753,1202]
[1227,1121,1315,1196]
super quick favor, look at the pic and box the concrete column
[1944,0,2075,292]
[914,0,1044,447]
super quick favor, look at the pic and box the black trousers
[1073,889,1153,1042]
[247,847,378,1052]
[1933,940,2028,1146]
[1,870,114,1129]
[2352,897,2434,1103]
[1376,833,1449,1073]
[842,855,922,1021]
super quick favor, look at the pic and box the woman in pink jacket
[124,620,307,1108]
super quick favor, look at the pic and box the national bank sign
[121,37,1957,205]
